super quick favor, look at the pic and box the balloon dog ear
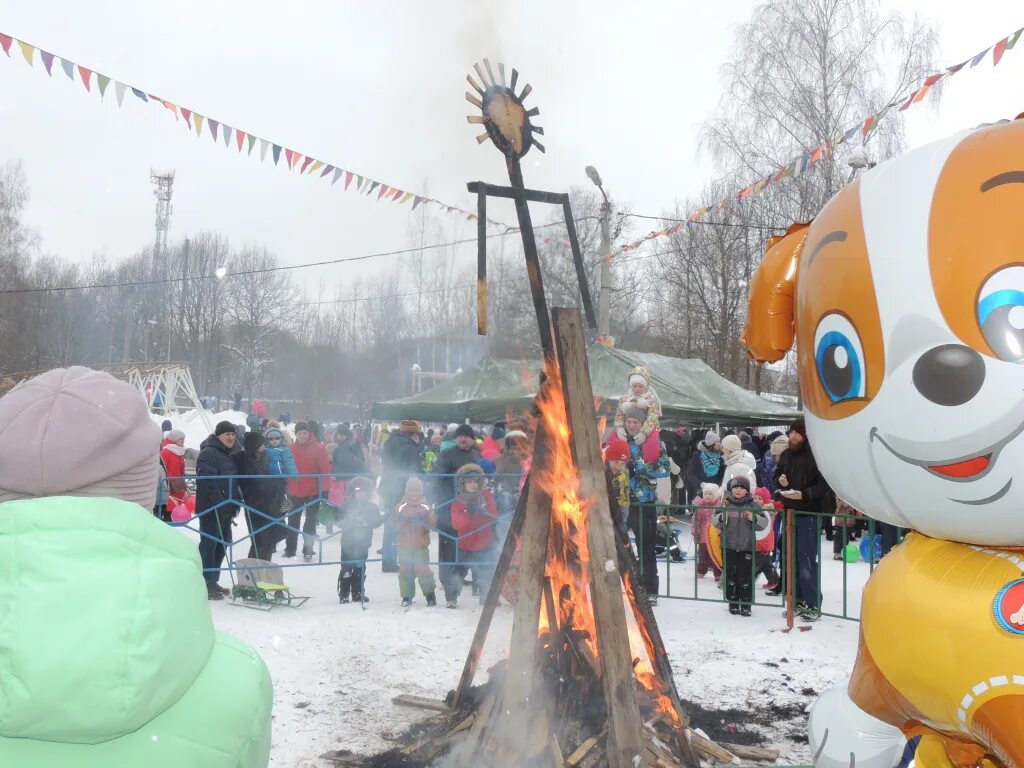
[741,222,811,363]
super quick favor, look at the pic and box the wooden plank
[452,476,531,707]
[477,188,487,336]
[498,420,553,721]
[466,180,569,206]
[551,733,566,768]
[391,693,450,712]
[553,307,647,768]
[567,733,602,766]
[719,742,780,762]
[561,200,598,329]
[687,729,737,764]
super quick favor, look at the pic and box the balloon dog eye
[977,266,1024,362]
[814,313,867,404]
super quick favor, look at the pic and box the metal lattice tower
[150,169,175,276]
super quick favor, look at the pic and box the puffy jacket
[451,464,498,552]
[265,443,297,477]
[773,442,834,513]
[430,445,482,526]
[288,439,330,498]
[0,496,272,767]
[339,498,384,557]
[713,498,770,552]
[160,444,187,497]
[195,435,239,513]
[381,431,423,498]
[237,450,277,516]
[395,497,437,549]
[685,450,724,501]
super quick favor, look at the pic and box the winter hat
[604,437,630,463]
[700,482,722,499]
[166,429,186,442]
[479,458,496,475]
[770,435,790,458]
[703,430,721,450]
[400,419,421,434]
[265,427,283,441]
[504,429,529,444]
[789,418,807,439]
[721,434,743,457]
[491,422,507,440]
[620,399,649,423]
[0,367,161,510]
[766,430,783,444]
[294,421,310,434]
[160,419,173,433]
[243,431,265,453]
[404,476,424,498]
[727,475,751,495]
[455,424,476,440]
[447,422,460,434]
[627,365,651,389]
[215,420,236,436]
[335,423,352,438]
[348,476,373,494]
[456,463,485,492]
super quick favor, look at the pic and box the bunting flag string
[619,22,1024,255]
[0,30,505,228]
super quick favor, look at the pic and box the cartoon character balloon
[743,116,1024,768]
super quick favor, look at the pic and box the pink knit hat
[0,367,161,509]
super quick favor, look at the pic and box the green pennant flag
[97,74,111,98]
[1006,28,1024,50]
[247,134,256,155]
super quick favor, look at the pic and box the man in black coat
[773,418,833,621]
[380,420,425,572]
[196,421,240,600]
[431,424,482,603]
[236,431,277,561]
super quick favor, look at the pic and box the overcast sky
[0,0,1021,294]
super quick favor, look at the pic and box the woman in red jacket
[160,429,188,521]
[286,422,331,561]
[449,463,498,609]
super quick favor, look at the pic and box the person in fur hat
[613,366,662,451]
[0,367,272,767]
[448,463,499,608]
[395,476,438,607]
[337,476,384,603]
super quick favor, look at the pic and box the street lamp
[586,165,612,339]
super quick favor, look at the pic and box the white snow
[174,517,871,768]
[150,409,258,449]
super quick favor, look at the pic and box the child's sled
[230,558,310,610]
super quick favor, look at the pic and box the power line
[619,211,787,233]
[0,218,596,295]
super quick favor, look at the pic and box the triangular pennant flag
[399,192,413,204]
[345,171,354,190]
[809,145,824,165]
[247,134,256,155]
[993,37,1010,66]
[0,34,12,56]
[180,107,192,127]
[300,156,314,174]
[284,149,295,168]
[222,126,231,148]
[236,130,245,151]
[61,58,75,80]
[412,195,425,210]
[913,84,933,104]
[1006,28,1023,51]
[40,50,54,75]
[668,223,682,235]
[755,178,769,194]
[970,47,990,67]
[272,144,282,165]
[947,59,969,76]
[368,181,380,196]
[97,74,110,98]
[356,175,364,190]
[163,100,178,119]
[898,90,918,111]
[291,152,302,170]
[378,184,390,200]
[923,73,943,88]
[17,41,34,65]
[259,139,269,161]
[114,80,127,106]
[391,188,404,201]
[309,160,324,174]
[332,168,344,185]
[77,66,92,91]
[131,87,148,102]
[209,119,219,141]
[320,164,334,178]
[843,125,859,143]
[193,114,204,136]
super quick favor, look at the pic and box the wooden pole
[476,189,487,336]
[552,307,647,768]
[452,476,532,708]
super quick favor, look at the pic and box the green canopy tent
[372,346,800,427]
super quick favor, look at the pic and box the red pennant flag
[994,36,1010,66]
[0,34,12,56]
[344,172,353,190]
[913,84,933,104]
[284,149,295,168]
[923,73,943,87]
[898,90,918,111]
[78,66,93,91]
[235,130,245,151]
[180,108,192,127]
[862,115,876,136]
[300,156,314,174]
[668,223,682,235]
[390,187,403,200]
[378,184,391,200]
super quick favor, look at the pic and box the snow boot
[446,599,457,609]
[425,592,437,607]
[740,606,752,617]
[401,598,412,608]
[729,605,740,615]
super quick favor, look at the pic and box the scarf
[700,450,720,478]
[163,443,186,457]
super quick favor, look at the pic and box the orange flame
[532,360,678,726]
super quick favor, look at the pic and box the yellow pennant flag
[17,41,34,65]
[310,160,324,174]
[399,192,414,204]
[193,114,204,137]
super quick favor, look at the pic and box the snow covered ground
[169,515,872,768]
[150,409,288,450]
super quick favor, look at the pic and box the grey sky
[0,0,1021,294]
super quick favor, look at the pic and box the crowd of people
[159,367,902,617]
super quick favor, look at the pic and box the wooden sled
[230,558,310,610]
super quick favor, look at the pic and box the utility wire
[619,211,787,233]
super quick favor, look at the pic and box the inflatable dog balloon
[743,116,1024,768]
